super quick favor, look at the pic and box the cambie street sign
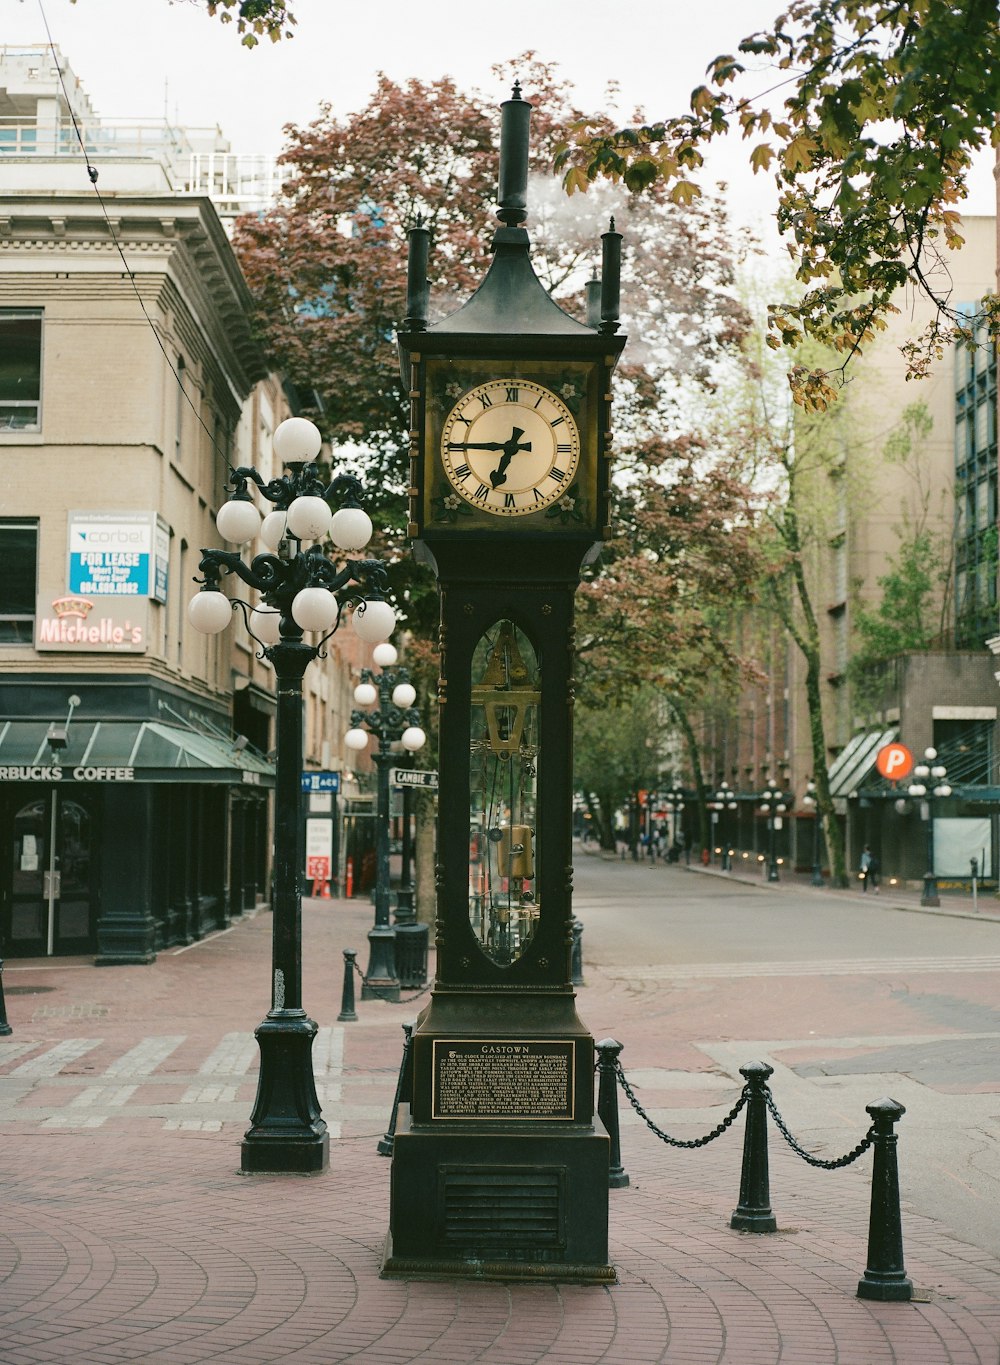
[390,768,439,790]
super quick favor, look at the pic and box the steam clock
[383,86,626,1281]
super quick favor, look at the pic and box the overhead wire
[36,0,233,466]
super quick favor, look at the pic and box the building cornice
[0,192,266,393]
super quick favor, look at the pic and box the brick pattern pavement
[0,890,997,1363]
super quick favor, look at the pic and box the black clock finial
[600,217,623,333]
[497,83,532,228]
[404,217,430,331]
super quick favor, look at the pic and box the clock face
[440,379,581,517]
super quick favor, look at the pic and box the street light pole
[189,416,398,1175]
[908,747,951,907]
[803,780,824,886]
[714,782,736,870]
[345,644,426,999]
[759,782,789,883]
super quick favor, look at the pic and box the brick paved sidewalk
[0,893,998,1364]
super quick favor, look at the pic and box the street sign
[390,767,439,790]
[301,770,341,793]
[875,743,914,781]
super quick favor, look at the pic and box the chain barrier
[350,957,432,1005]
[613,1058,749,1149]
[613,1059,874,1165]
[764,1088,875,1169]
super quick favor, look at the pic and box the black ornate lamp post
[188,416,398,1175]
[907,747,951,907]
[759,781,790,883]
[345,643,426,1001]
[714,782,736,869]
[802,780,824,886]
[664,788,686,860]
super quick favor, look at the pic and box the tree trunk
[669,696,709,853]
[782,495,849,888]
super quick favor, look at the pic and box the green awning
[0,719,274,785]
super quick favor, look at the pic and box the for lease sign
[68,512,169,602]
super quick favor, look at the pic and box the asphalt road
[573,849,1000,1258]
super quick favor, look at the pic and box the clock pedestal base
[382,1106,614,1283]
[382,989,613,1284]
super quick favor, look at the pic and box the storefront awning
[826,727,897,798]
[0,719,274,786]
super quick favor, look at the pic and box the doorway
[3,787,97,955]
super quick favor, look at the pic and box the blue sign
[301,770,341,793]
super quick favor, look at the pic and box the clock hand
[489,427,532,489]
[446,441,506,452]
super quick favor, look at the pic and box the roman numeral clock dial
[440,379,580,517]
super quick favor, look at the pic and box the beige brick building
[0,46,374,961]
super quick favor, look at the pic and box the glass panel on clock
[469,619,540,966]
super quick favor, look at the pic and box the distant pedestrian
[860,845,880,894]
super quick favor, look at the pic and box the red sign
[306,855,330,881]
[875,743,914,781]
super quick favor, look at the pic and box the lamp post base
[241,1010,329,1174]
[362,925,400,1001]
[811,864,824,887]
[920,874,940,908]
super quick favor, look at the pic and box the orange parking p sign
[875,743,914,781]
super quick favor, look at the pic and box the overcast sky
[9,0,997,241]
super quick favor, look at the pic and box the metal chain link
[350,957,432,1004]
[764,1088,875,1168]
[613,1059,749,1149]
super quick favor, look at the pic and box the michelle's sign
[35,594,148,653]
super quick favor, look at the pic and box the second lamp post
[759,782,791,883]
[345,643,426,1000]
[907,747,951,907]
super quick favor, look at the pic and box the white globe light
[372,642,398,667]
[401,726,426,752]
[351,598,396,642]
[344,727,369,751]
[286,495,332,541]
[260,510,288,551]
[249,605,281,645]
[354,682,377,706]
[273,417,322,463]
[330,506,373,552]
[392,682,416,708]
[291,587,338,632]
[188,591,232,634]
[216,499,261,544]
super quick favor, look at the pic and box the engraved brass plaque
[432,1039,575,1121]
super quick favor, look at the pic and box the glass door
[4,788,95,955]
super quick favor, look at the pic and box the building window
[0,309,42,432]
[0,521,38,643]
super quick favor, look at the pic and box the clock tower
[383,84,626,1282]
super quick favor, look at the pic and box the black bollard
[0,957,11,1036]
[857,1097,913,1301]
[377,1022,413,1157]
[730,1061,777,1232]
[571,918,585,986]
[595,1038,629,1188]
[336,948,359,1022]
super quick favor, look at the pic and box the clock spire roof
[424,83,595,340]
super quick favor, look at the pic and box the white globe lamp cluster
[186,416,392,647]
